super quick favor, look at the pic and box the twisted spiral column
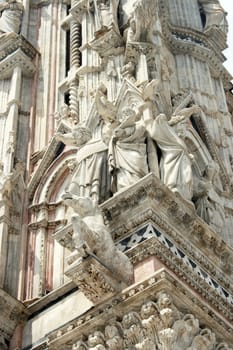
[69,0,81,123]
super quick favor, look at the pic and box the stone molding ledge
[101,174,233,283]
[0,288,27,347]
[46,268,233,349]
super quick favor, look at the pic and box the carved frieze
[47,269,233,349]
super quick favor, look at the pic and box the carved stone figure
[173,314,200,350]
[193,161,225,234]
[199,0,228,33]
[95,83,117,124]
[55,103,72,126]
[127,0,158,43]
[55,126,109,203]
[64,195,134,285]
[144,112,194,202]
[156,291,176,328]
[87,331,106,350]
[122,311,144,347]
[187,328,216,350]
[93,0,120,35]
[140,301,161,344]
[108,107,149,192]
[72,340,88,350]
[105,323,124,350]
[120,61,136,82]
[0,161,11,202]
[0,0,23,34]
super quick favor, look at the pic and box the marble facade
[0,0,232,349]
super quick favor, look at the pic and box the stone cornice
[0,288,27,344]
[0,34,37,61]
[100,174,233,289]
[46,268,233,349]
[0,49,36,79]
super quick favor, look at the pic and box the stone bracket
[65,254,126,304]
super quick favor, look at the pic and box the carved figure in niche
[127,0,158,43]
[187,328,216,350]
[105,322,124,350]
[122,311,144,347]
[120,61,136,82]
[93,0,120,36]
[193,161,225,234]
[87,331,106,350]
[72,340,88,350]
[108,107,149,193]
[64,195,134,285]
[199,0,228,34]
[95,83,117,125]
[173,314,200,350]
[140,301,161,344]
[54,103,72,126]
[0,0,24,34]
[0,161,11,202]
[55,125,110,203]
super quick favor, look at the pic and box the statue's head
[183,314,199,336]
[140,301,158,319]
[87,331,105,346]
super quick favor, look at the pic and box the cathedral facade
[0,0,233,349]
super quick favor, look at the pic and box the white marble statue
[95,83,117,124]
[193,161,225,234]
[55,125,109,203]
[108,107,149,192]
[0,161,11,202]
[127,0,158,43]
[0,0,24,34]
[144,112,194,202]
[63,195,134,286]
[199,0,228,33]
[93,0,119,35]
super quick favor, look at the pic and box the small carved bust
[87,331,106,350]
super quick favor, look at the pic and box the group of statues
[56,81,226,234]
[56,93,200,204]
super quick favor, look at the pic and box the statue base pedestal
[65,254,126,304]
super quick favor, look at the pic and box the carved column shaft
[69,0,81,123]
[5,65,22,173]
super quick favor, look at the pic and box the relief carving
[66,291,231,350]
